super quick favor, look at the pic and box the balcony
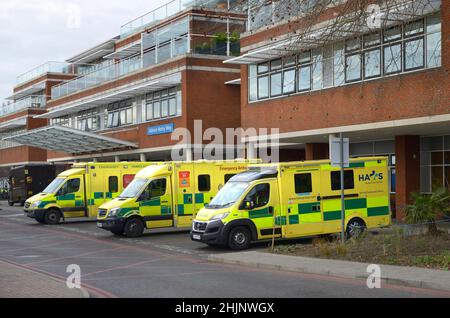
[120,0,244,38]
[16,62,74,86]
[0,95,46,117]
[52,11,246,100]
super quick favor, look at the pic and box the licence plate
[97,222,103,228]
[193,234,201,241]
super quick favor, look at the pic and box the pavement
[0,259,88,298]
[209,251,450,292]
[1,201,450,298]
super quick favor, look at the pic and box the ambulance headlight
[31,201,41,209]
[210,213,230,221]
[109,208,121,217]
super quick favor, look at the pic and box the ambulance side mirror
[242,200,255,210]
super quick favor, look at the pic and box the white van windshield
[42,178,66,194]
[119,179,148,198]
[207,182,249,209]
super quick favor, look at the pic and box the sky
[0,0,168,101]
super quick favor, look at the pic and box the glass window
[333,42,345,86]
[404,38,424,70]
[384,25,402,42]
[363,32,380,48]
[146,103,153,121]
[270,72,282,97]
[364,48,381,78]
[295,173,312,194]
[244,183,270,209]
[312,49,323,89]
[298,66,311,91]
[298,51,311,63]
[283,55,296,67]
[169,98,177,116]
[404,19,424,37]
[109,176,119,193]
[257,62,269,74]
[427,32,441,67]
[258,76,269,99]
[198,175,211,192]
[384,44,402,74]
[249,65,258,102]
[331,171,355,191]
[161,100,169,117]
[345,53,361,82]
[270,59,282,71]
[283,69,296,94]
[346,37,361,52]
[60,178,80,195]
[153,101,161,119]
[142,178,167,200]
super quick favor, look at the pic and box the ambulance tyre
[228,226,251,251]
[44,209,61,225]
[123,217,144,238]
[346,218,366,239]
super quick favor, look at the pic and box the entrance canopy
[3,125,138,154]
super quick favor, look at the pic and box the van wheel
[44,209,61,225]
[123,218,144,238]
[346,218,366,238]
[228,227,251,251]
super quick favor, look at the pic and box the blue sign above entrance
[147,123,175,136]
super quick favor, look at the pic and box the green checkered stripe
[322,197,390,221]
[55,194,84,207]
[87,192,117,206]
[177,193,212,216]
[139,197,172,215]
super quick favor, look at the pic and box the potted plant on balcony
[213,32,228,55]
[229,31,241,56]
[195,42,211,54]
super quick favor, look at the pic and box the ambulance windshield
[42,178,66,194]
[120,179,148,198]
[207,182,249,209]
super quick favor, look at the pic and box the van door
[242,180,281,240]
[283,169,324,238]
[139,177,173,229]
[175,166,195,228]
[56,176,86,218]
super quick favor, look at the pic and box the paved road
[0,202,449,298]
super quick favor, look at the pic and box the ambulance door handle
[317,196,322,201]
[288,208,292,214]
[268,207,274,215]
[161,200,169,204]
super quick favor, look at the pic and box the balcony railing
[16,62,74,86]
[0,95,46,117]
[51,55,142,99]
[120,0,242,38]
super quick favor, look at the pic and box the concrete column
[246,142,257,160]
[395,135,420,222]
[114,156,120,162]
[305,143,329,161]
[140,153,147,162]
[92,158,98,163]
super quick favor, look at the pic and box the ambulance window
[331,171,355,191]
[198,175,211,192]
[148,178,167,199]
[225,174,235,183]
[109,176,119,193]
[244,184,270,209]
[295,173,312,194]
[63,179,80,194]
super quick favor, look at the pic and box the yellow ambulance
[24,162,151,224]
[96,160,257,237]
[191,157,392,250]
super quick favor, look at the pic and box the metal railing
[51,54,142,99]
[0,95,46,117]
[120,0,238,38]
[16,62,73,86]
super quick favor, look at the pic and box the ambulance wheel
[346,218,366,239]
[44,209,61,225]
[228,226,251,251]
[123,218,144,238]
